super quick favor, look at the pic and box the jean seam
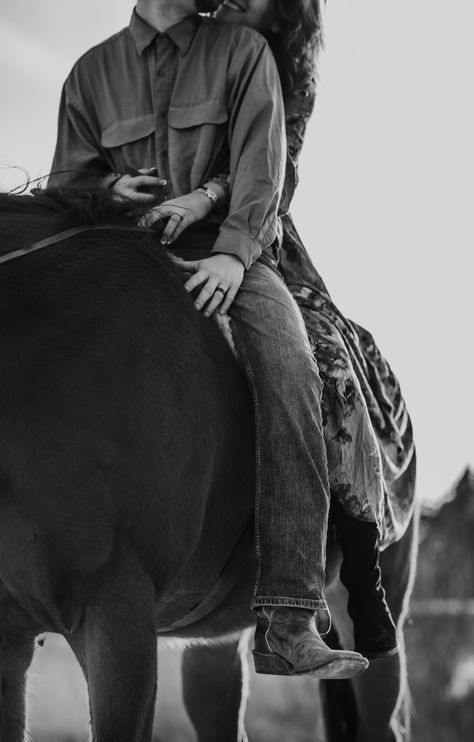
[243,261,305,314]
[230,324,263,601]
[238,285,301,315]
[252,596,329,610]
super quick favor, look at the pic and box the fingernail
[160,179,167,185]
[195,303,201,310]
[161,238,166,245]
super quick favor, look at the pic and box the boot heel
[252,650,292,676]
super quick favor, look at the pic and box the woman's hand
[111,168,167,204]
[171,253,245,316]
[143,191,216,245]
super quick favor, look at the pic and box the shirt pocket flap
[101,115,155,147]
[168,101,228,129]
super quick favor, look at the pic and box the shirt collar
[130,10,199,56]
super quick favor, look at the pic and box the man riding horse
[50,0,374,679]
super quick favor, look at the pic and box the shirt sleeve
[49,80,112,190]
[210,78,317,219]
[212,36,286,269]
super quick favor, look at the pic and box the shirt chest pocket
[168,100,228,184]
[100,115,155,171]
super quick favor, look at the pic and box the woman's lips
[222,0,247,12]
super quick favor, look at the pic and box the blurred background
[0,0,473,739]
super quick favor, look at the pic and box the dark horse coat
[0,191,417,742]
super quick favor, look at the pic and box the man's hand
[172,253,244,316]
[112,168,167,204]
[143,191,215,245]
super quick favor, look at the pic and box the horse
[0,189,418,742]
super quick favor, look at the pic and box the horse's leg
[67,541,158,742]
[350,506,419,742]
[182,632,250,742]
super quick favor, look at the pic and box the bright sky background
[0,1,472,506]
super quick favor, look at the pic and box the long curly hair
[265,0,324,99]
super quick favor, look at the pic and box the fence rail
[410,598,474,616]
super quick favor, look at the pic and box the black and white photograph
[0,1,472,741]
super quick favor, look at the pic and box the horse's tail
[381,453,420,742]
[394,669,412,742]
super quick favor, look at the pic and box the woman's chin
[215,1,246,24]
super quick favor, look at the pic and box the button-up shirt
[50,12,286,268]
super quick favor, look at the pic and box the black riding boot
[333,502,399,659]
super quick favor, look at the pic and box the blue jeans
[172,232,329,611]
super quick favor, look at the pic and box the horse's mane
[0,187,144,223]
[0,188,147,254]
[0,188,184,318]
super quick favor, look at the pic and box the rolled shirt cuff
[212,220,279,270]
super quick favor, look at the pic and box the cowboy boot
[333,503,399,659]
[253,607,369,678]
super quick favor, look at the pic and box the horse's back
[0,198,253,604]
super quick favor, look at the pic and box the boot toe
[299,653,369,679]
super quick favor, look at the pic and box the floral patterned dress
[214,79,416,548]
[279,81,416,548]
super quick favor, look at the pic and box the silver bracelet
[196,186,219,208]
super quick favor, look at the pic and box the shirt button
[161,149,168,157]
[160,111,167,119]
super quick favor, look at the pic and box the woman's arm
[143,179,227,244]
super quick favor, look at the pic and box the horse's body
[0,192,417,742]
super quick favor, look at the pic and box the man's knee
[231,267,307,339]
[232,316,322,399]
